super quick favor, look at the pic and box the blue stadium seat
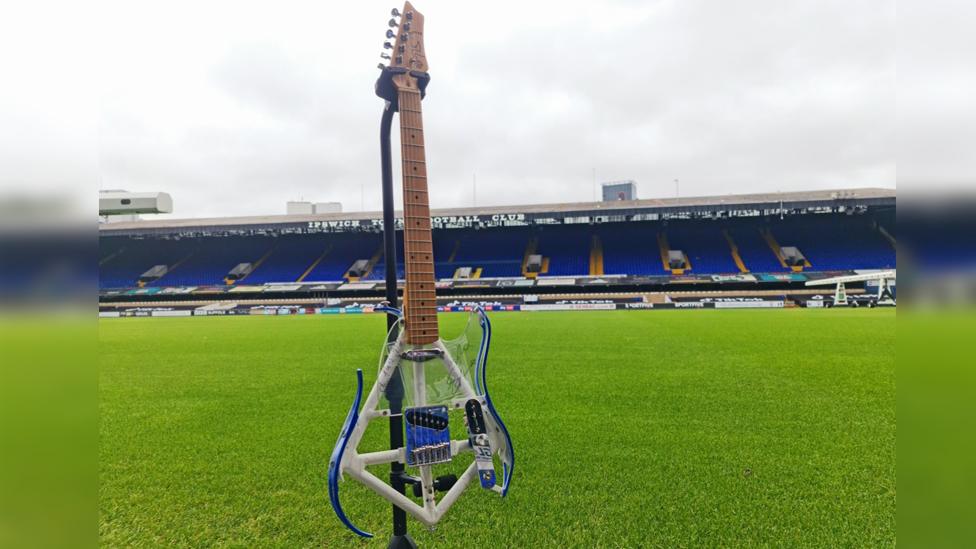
[98,214,897,288]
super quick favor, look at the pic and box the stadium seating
[726,223,784,273]
[599,222,667,276]
[100,237,194,288]
[245,235,331,284]
[536,225,590,276]
[768,216,895,271]
[665,222,740,274]
[446,227,529,278]
[98,214,897,288]
[298,233,380,282]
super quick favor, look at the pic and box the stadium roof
[99,187,895,236]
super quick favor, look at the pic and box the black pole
[380,100,416,549]
[380,102,400,330]
[376,65,429,549]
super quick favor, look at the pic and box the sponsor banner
[534,278,576,287]
[337,282,377,291]
[98,311,121,318]
[521,303,616,311]
[627,276,668,285]
[229,285,263,293]
[669,275,712,284]
[710,274,757,283]
[119,308,157,317]
[264,284,302,292]
[673,296,784,303]
[493,279,536,288]
[713,300,784,309]
[159,286,197,294]
[621,302,655,309]
[192,286,228,294]
[125,287,161,295]
[437,303,522,313]
[152,310,192,317]
[674,301,708,308]
[757,273,808,282]
[101,270,863,299]
[806,300,825,308]
[452,281,491,288]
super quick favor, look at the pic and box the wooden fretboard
[398,88,439,345]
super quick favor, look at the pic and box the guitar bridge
[405,405,451,466]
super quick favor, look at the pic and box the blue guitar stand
[376,65,429,549]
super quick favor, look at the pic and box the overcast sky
[4,0,901,220]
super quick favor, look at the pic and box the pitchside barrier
[97,296,823,318]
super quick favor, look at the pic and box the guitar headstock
[378,2,428,91]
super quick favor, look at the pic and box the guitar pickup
[464,399,497,489]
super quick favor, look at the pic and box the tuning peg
[383,41,393,49]
[402,22,411,31]
[380,53,391,59]
[405,11,413,20]
[388,18,398,27]
[377,63,386,70]
[386,29,395,39]
[391,8,401,17]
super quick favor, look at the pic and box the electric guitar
[328,3,514,538]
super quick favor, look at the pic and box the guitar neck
[398,88,439,345]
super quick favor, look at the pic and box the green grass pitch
[99,309,895,547]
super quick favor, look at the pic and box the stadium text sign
[306,213,538,232]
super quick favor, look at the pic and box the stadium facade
[99,187,895,314]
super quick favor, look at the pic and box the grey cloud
[97,0,896,218]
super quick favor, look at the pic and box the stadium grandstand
[99,188,895,311]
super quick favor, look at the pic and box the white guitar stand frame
[328,307,514,538]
